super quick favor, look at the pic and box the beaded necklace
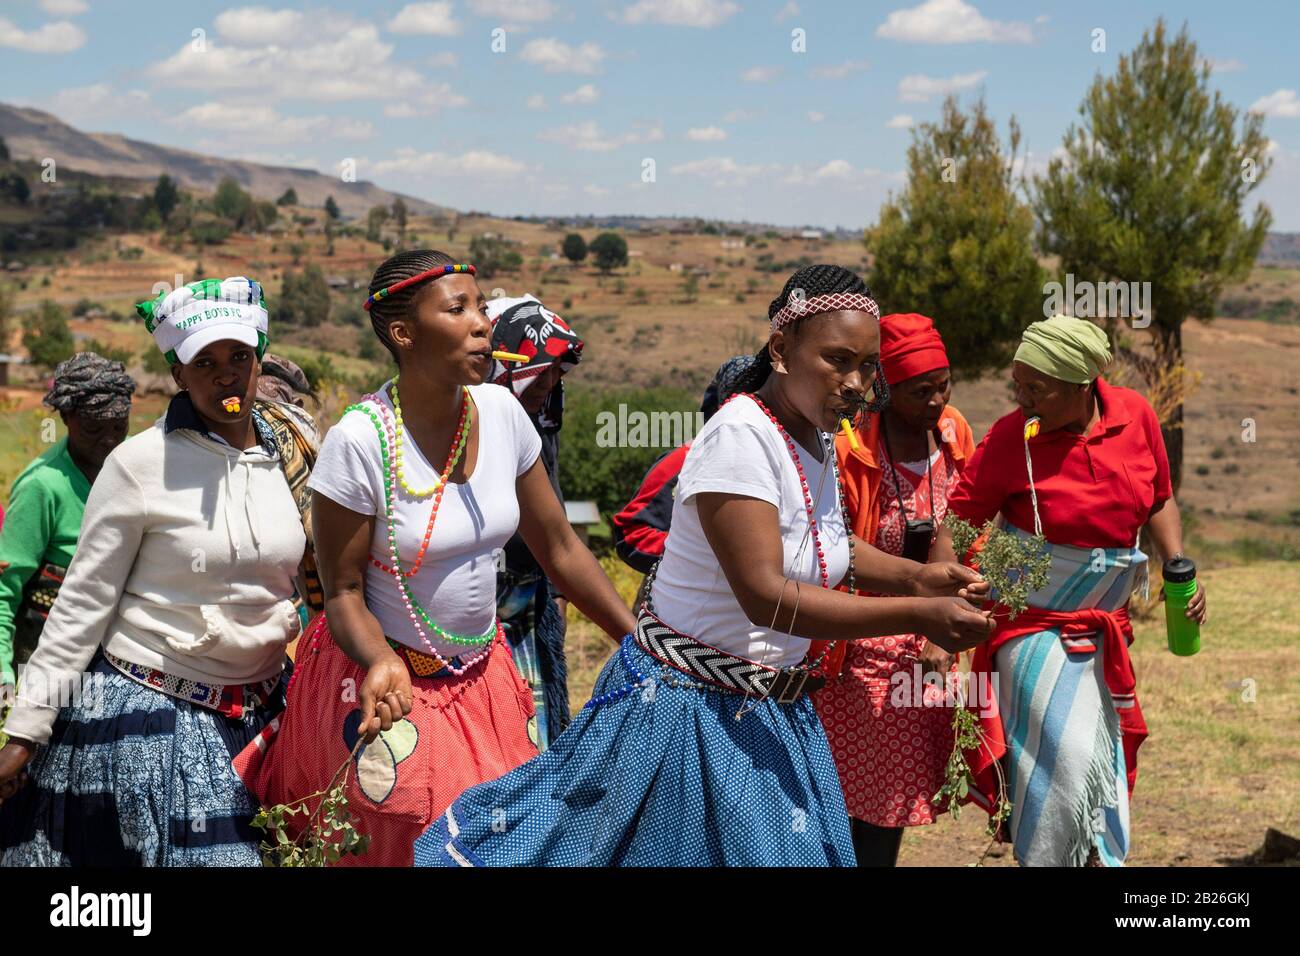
[342,384,498,676]
[640,390,856,700]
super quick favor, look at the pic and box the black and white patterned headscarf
[43,351,136,420]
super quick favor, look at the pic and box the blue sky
[2,0,1297,229]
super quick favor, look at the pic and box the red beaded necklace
[721,390,838,589]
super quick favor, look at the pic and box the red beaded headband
[363,263,476,311]
[770,291,880,332]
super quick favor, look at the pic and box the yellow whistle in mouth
[839,417,859,451]
[222,397,242,414]
[491,350,529,363]
[1023,416,1041,440]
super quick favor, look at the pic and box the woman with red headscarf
[812,312,975,866]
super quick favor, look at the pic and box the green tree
[1034,20,1271,491]
[469,236,523,277]
[276,265,331,327]
[0,136,9,162]
[324,195,341,220]
[391,197,408,249]
[2,172,30,204]
[212,176,253,224]
[562,232,587,265]
[276,188,299,206]
[866,95,1043,377]
[590,232,629,274]
[153,174,181,221]
[366,204,390,243]
[22,301,76,370]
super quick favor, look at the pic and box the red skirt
[813,635,957,828]
[234,616,539,866]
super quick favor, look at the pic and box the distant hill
[1259,232,1300,267]
[0,103,446,220]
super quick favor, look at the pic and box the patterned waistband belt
[386,637,492,678]
[103,650,280,719]
[634,609,825,704]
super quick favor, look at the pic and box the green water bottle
[1163,556,1201,657]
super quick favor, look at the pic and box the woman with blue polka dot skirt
[415,267,995,866]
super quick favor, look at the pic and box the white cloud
[670,156,767,184]
[526,93,547,109]
[687,126,727,141]
[584,184,611,196]
[470,0,558,19]
[886,113,914,128]
[722,108,755,122]
[811,59,870,80]
[214,6,304,45]
[151,21,430,101]
[371,147,530,178]
[1204,57,1246,74]
[429,51,460,68]
[20,83,152,124]
[623,0,740,28]
[39,0,88,15]
[174,102,376,143]
[382,84,470,117]
[538,120,663,152]
[388,2,463,35]
[814,159,855,180]
[742,66,783,83]
[877,0,1034,44]
[898,69,988,102]
[1250,89,1300,118]
[775,2,800,23]
[807,111,825,123]
[0,16,85,53]
[520,37,606,74]
[561,84,600,104]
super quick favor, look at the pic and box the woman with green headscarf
[934,314,1206,867]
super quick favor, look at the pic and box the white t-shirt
[649,395,850,668]
[307,381,542,656]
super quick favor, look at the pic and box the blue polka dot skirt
[413,636,856,866]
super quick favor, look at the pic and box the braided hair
[366,248,456,363]
[726,264,890,416]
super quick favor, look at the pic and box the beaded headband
[770,291,881,332]
[363,263,476,312]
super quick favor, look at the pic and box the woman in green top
[0,352,135,698]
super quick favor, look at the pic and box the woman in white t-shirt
[415,265,995,867]
[235,251,636,866]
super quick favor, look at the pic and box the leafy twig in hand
[252,736,372,867]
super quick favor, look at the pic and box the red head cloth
[879,312,949,385]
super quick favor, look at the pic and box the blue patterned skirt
[0,653,287,866]
[414,636,855,866]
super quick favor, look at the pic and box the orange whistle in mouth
[223,397,242,414]
[1023,416,1041,440]
[491,350,529,363]
[839,417,859,451]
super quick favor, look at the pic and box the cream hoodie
[5,411,306,745]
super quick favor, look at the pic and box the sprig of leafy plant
[932,698,1012,866]
[252,738,370,867]
[943,515,1051,619]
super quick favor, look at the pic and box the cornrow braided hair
[725,264,890,418]
[366,248,456,363]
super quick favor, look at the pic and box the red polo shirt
[946,377,1172,549]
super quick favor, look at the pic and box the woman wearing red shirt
[813,313,976,866]
[935,314,1207,867]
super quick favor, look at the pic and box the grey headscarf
[43,351,136,420]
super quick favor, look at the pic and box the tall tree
[391,197,408,250]
[0,136,9,163]
[1034,19,1271,492]
[23,301,76,370]
[366,204,390,243]
[562,232,587,265]
[866,95,1044,378]
[153,174,180,221]
[324,195,341,220]
[590,232,629,274]
[276,187,299,206]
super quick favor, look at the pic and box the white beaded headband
[770,291,881,332]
